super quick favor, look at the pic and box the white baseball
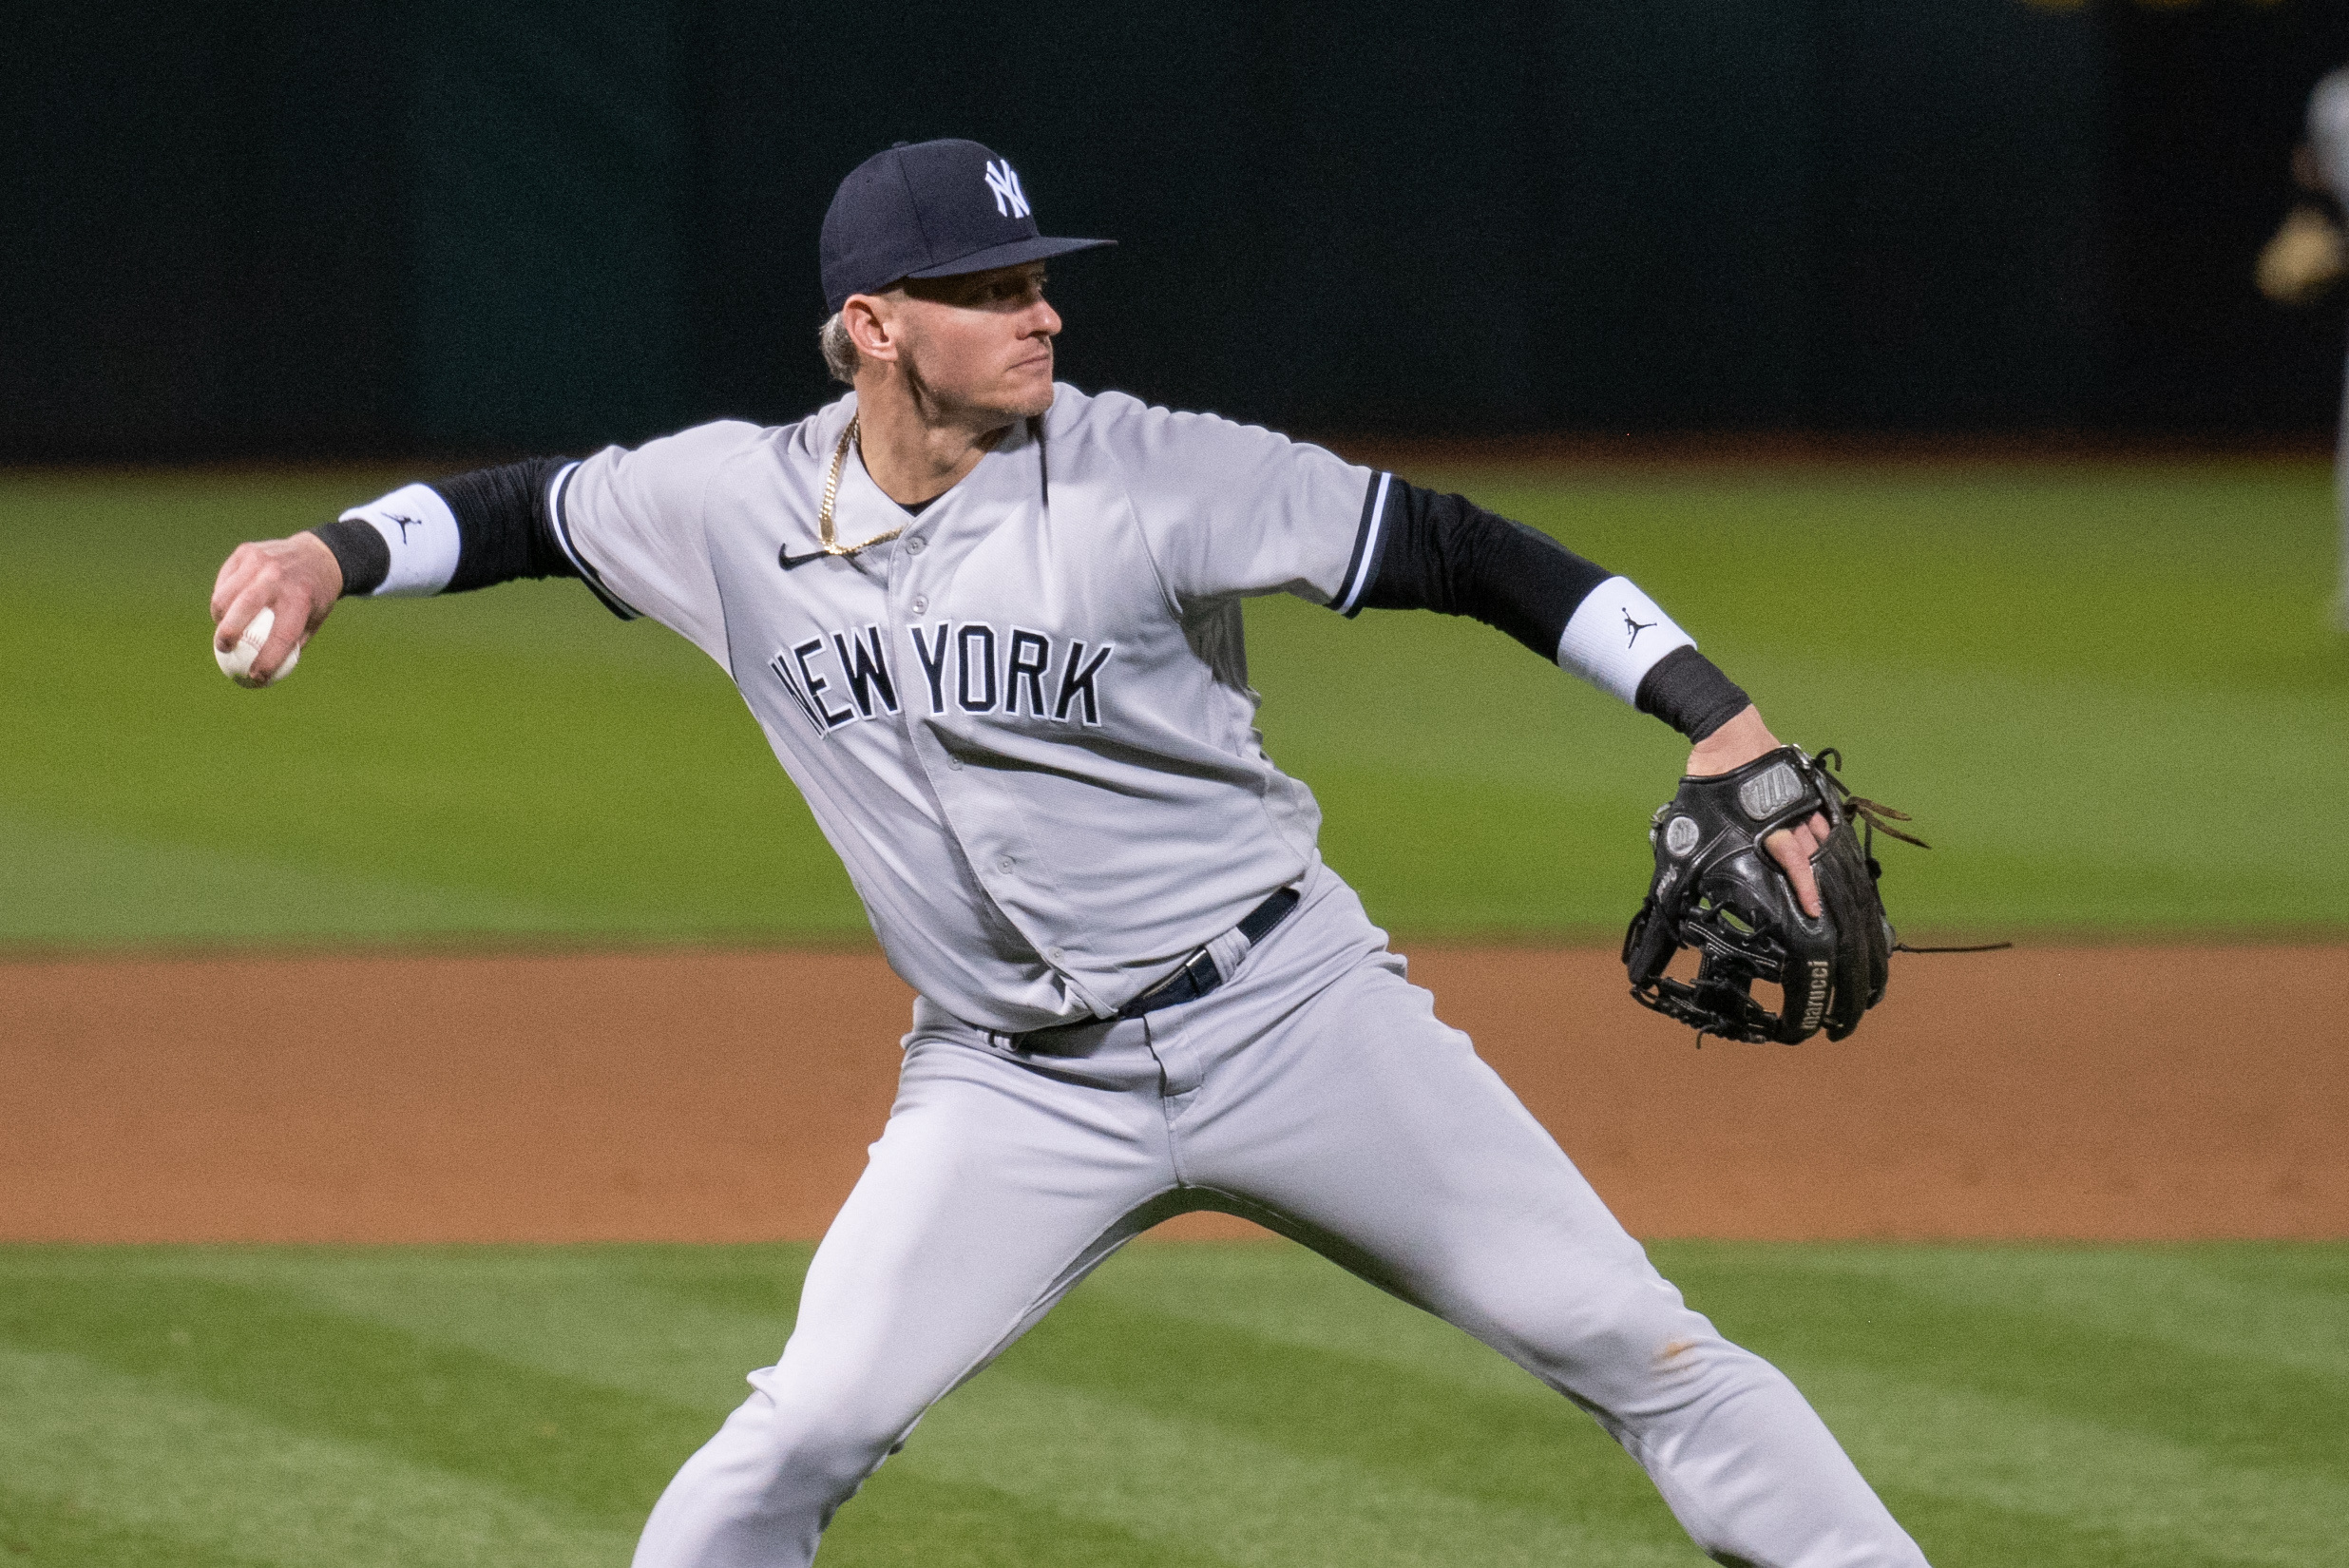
[215,605,300,688]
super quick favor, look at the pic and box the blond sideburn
[818,312,858,384]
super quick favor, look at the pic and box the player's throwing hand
[209,532,343,687]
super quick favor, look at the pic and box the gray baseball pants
[631,867,1928,1568]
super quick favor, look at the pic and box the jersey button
[906,537,926,555]
[945,756,963,771]
[910,596,927,614]
[997,855,1015,872]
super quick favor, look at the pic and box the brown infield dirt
[4,944,2344,1245]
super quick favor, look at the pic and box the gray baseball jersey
[2312,67,2349,198]
[2310,67,2349,631]
[343,385,1695,1031]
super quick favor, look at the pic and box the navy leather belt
[1115,886,1301,1020]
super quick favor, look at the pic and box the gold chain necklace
[816,416,905,559]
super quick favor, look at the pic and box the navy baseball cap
[820,139,1113,313]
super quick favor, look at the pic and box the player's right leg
[630,1004,1179,1568]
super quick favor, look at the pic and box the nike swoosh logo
[778,547,831,571]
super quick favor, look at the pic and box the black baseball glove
[1621,746,1920,1044]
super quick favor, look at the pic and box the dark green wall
[408,0,687,449]
[3,0,2343,460]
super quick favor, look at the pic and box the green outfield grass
[2,461,2342,947]
[0,1240,2339,1566]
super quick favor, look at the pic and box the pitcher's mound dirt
[4,945,2342,1243]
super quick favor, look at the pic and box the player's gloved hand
[1621,742,1910,1045]
[210,532,344,685]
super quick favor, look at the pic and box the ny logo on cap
[983,159,1031,220]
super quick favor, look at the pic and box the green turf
[3,462,2341,947]
[0,1240,2339,1565]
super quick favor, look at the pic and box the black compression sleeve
[1353,482,1609,659]
[435,458,579,592]
[1355,479,1749,741]
[307,459,579,599]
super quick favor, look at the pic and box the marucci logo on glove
[1799,960,1830,1031]
[1737,761,1805,821]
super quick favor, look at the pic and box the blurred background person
[2259,58,2349,628]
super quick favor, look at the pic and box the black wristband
[1634,645,1749,742]
[309,519,391,597]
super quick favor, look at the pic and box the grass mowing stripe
[1462,467,2338,694]
[616,1242,820,1319]
[996,1289,1667,1530]
[1878,1486,2262,1568]
[0,1269,709,1530]
[1085,1242,1554,1400]
[137,1245,810,1415]
[9,1243,2343,1563]
[2168,1245,2349,1293]
[0,812,561,943]
[0,1347,630,1568]
[0,1486,281,1568]
[106,1252,1249,1566]
[1663,1253,2347,1481]
[1681,1243,2349,1384]
[906,1372,1692,1568]
[822,1469,1240,1568]
[1799,1365,2349,1568]
[164,1242,2349,1557]
[143,1247,1688,1560]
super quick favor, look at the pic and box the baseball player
[211,139,1929,1567]
[2262,65,2349,630]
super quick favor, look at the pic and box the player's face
[895,263,1060,422]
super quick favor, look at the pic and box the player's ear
[842,294,901,365]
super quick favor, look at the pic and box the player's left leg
[1165,876,1928,1568]
[2333,341,2349,631]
